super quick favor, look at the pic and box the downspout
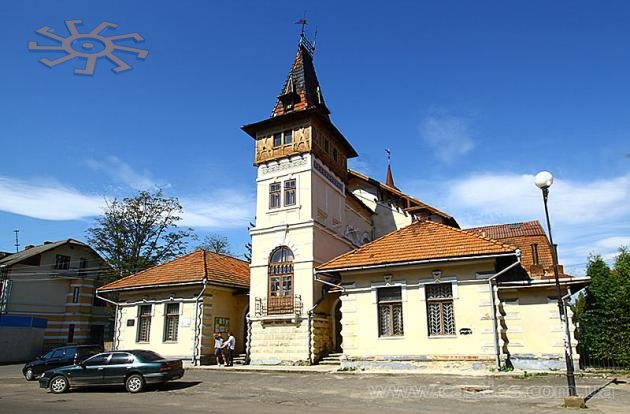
[95,292,121,351]
[245,313,252,364]
[192,278,208,366]
[487,251,521,370]
[307,288,326,365]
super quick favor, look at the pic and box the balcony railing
[255,295,303,318]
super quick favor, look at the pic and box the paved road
[0,364,628,413]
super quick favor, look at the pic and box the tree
[197,233,232,255]
[576,247,630,366]
[87,190,193,282]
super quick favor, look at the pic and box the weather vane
[295,14,308,36]
[385,148,391,164]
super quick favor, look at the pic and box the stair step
[319,360,341,365]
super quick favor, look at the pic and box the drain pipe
[487,251,521,370]
[245,313,252,364]
[191,278,208,366]
[95,292,122,351]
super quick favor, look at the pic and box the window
[284,179,296,206]
[426,283,456,336]
[377,287,404,337]
[78,258,88,276]
[273,132,282,147]
[284,130,293,145]
[109,352,134,365]
[268,246,294,314]
[531,243,540,265]
[67,324,75,343]
[324,139,330,153]
[163,303,180,342]
[84,353,110,366]
[269,182,281,209]
[332,148,338,162]
[55,254,70,270]
[72,287,80,303]
[136,305,152,342]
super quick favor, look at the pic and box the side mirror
[79,362,86,369]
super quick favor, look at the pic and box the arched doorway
[332,298,343,353]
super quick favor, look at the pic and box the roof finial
[385,148,396,188]
[295,14,316,55]
[295,13,308,37]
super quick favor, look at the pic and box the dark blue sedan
[39,350,184,393]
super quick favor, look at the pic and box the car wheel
[125,374,145,393]
[24,368,35,381]
[49,376,69,394]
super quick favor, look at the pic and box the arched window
[268,246,294,314]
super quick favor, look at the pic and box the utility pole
[14,229,19,253]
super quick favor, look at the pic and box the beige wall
[339,261,498,362]
[4,244,108,345]
[113,285,247,361]
[349,186,413,238]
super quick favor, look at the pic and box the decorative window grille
[377,287,404,337]
[269,182,281,209]
[163,303,179,342]
[268,246,294,314]
[284,179,296,206]
[426,283,456,336]
[136,305,152,342]
[55,254,70,270]
[284,130,293,145]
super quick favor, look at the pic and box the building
[96,250,249,363]
[241,34,589,370]
[0,239,109,351]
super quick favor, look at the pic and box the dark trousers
[226,348,234,366]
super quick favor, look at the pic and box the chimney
[43,241,53,245]
[24,245,35,250]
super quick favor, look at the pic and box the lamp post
[534,171,577,397]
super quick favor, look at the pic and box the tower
[242,34,361,364]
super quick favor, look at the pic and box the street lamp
[534,171,577,397]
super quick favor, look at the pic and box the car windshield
[133,350,164,362]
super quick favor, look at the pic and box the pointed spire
[385,148,397,189]
[272,37,329,118]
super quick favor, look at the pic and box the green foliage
[577,248,630,365]
[87,190,193,282]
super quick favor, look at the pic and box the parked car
[39,350,184,394]
[23,344,102,381]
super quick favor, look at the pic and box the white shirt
[222,335,235,350]
[214,337,223,349]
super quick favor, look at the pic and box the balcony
[254,295,303,318]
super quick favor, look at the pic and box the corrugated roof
[317,220,516,271]
[98,250,250,291]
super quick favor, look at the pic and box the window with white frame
[163,303,179,342]
[284,179,296,206]
[426,283,456,336]
[377,286,404,337]
[72,287,80,303]
[269,182,281,209]
[136,305,152,342]
[284,130,293,145]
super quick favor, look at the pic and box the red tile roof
[98,250,249,291]
[317,220,516,271]
[466,221,546,239]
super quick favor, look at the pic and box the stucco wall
[339,262,498,362]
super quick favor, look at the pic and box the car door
[102,352,135,384]
[69,353,110,386]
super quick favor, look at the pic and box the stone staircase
[318,352,342,366]
[233,353,248,365]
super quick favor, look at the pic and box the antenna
[14,229,19,252]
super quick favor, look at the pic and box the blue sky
[0,0,628,274]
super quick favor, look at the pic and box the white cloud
[0,177,104,220]
[85,156,166,191]
[419,114,475,162]
[404,172,630,275]
[180,189,254,229]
